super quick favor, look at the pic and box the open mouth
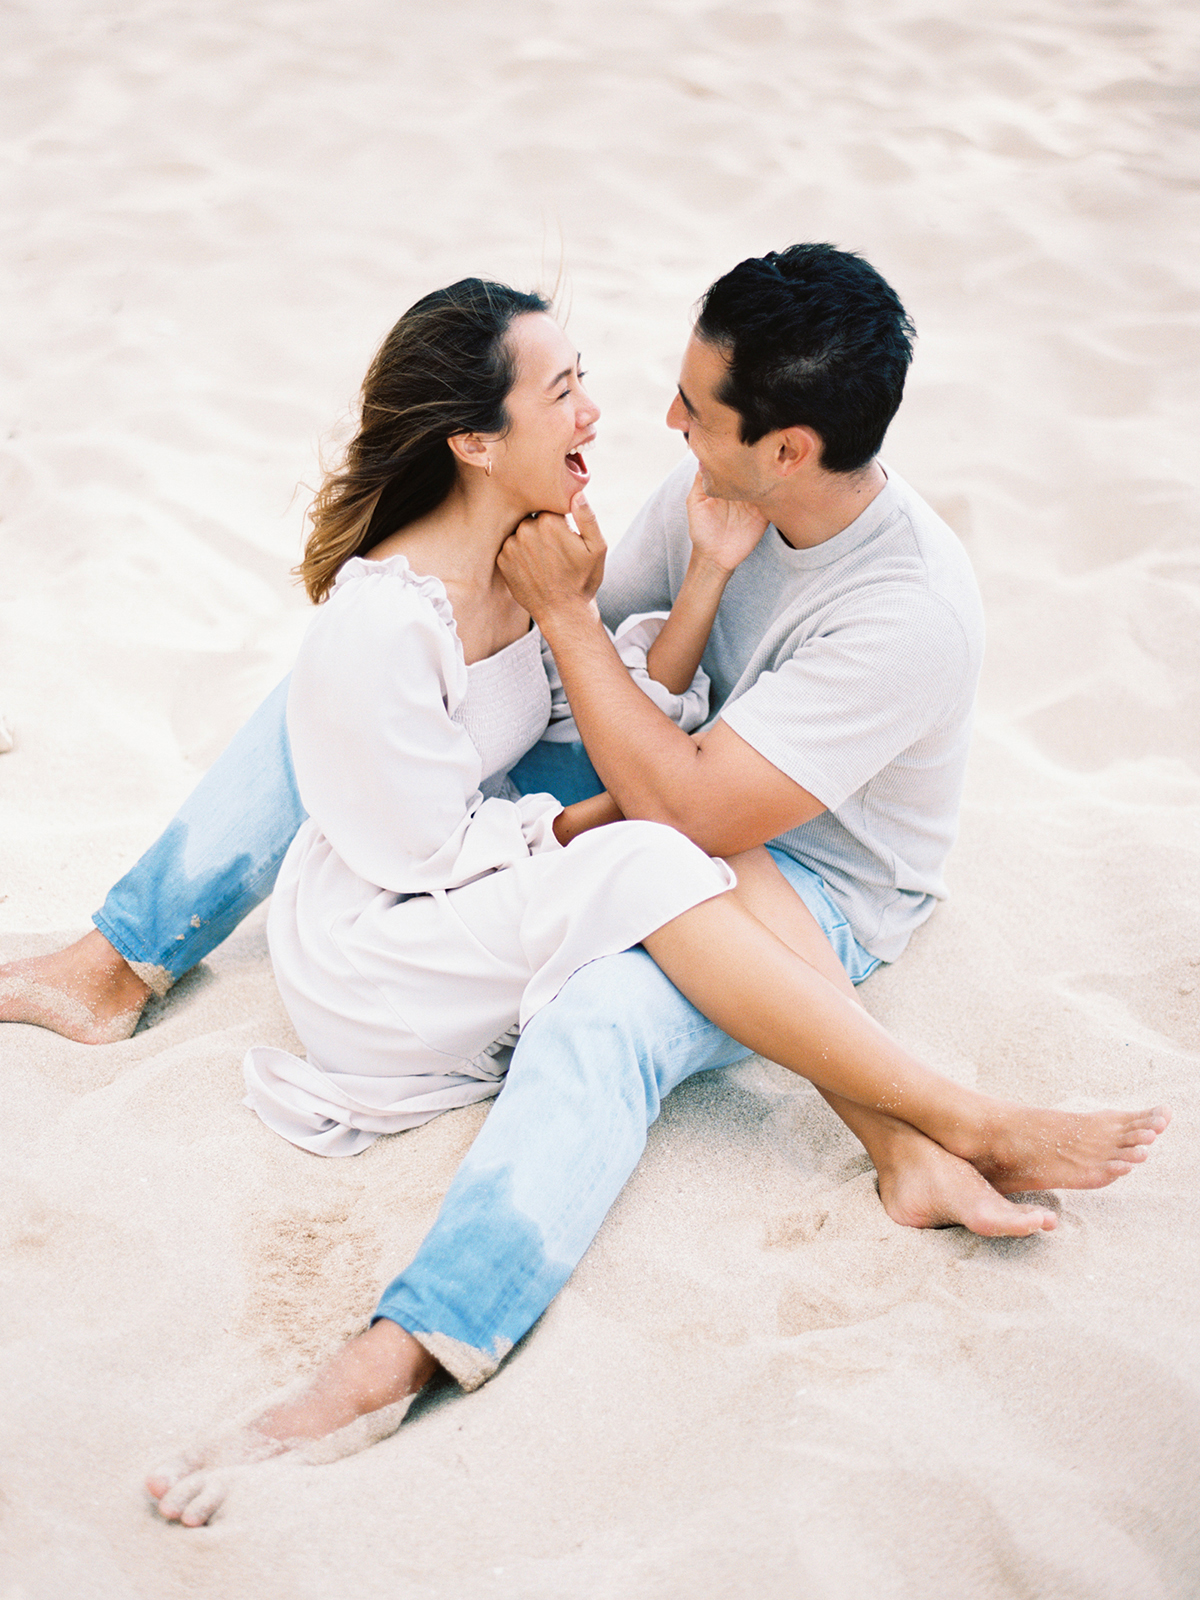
[565,442,592,483]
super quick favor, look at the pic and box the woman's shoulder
[331,553,458,637]
[299,553,467,703]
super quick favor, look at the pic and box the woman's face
[487,313,599,514]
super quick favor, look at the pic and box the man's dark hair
[695,243,915,473]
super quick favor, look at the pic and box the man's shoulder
[876,470,975,575]
[729,469,984,678]
[599,456,696,623]
[838,469,984,636]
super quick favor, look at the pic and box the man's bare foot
[818,1092,1057,1236]
[876,1129,1057,1235]
[0,929,152,1043]
[946,1102,1172,1196]
[860,1109,1056,1235]
[147,1319,439,1526]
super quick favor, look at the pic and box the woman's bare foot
[0,929,151,1043]
[146,1319,439,1527]
[943,1102,1172,1196]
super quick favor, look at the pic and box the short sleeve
[719,588,973,811]
[286,564,485,890]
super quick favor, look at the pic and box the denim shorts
[764,846,881,986]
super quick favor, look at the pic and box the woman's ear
[447,432,493,473]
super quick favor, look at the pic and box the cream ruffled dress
[242,554,734,1157]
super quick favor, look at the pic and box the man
[9,245,1130,1518]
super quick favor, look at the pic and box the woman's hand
[685,473,769,574]
[552,790,624,845]
[498,493,607,620]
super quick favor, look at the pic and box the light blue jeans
[95,678,879,1389]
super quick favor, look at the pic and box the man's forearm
[498,497,820,857]
[538,598,712,840]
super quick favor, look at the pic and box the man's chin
[698,474,741,502]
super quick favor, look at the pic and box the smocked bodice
[453,624,551,796]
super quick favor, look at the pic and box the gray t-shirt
[599,455,985,963]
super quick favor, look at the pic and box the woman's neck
[364,479,532,664]
[369,478,523,588]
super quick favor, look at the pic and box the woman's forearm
[552,789,624,845]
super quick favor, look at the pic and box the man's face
[666,332,772,502]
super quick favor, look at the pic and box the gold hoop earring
[485,459,493,477]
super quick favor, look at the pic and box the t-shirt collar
[765,464,898,570]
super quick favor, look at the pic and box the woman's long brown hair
[298,278,551,603]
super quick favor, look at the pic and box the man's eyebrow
[676,384,698,418]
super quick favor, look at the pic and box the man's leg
[0,676,305,1041]
[149,842,1096,1523]
[371,846,1065,1385]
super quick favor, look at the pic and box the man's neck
[767,459,887,551]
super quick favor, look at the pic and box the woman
[148,278,1168,1524]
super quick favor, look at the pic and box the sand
[1,1,1198,1595]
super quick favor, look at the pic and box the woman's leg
[642,863,1170,1196]
[147,943,759,1522]
[147,843,1168,1524]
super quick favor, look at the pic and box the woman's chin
[537,489,581,518]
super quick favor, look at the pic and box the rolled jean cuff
[92,839,291,993]
[89,931,176,999]
[373,1316,512,1393]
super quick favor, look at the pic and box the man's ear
[772,426,822,477]
[447,432,492,471]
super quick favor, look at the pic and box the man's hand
[685,473,769,574]
[497,493,607,621]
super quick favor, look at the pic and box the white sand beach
[2,2,1198,1595]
